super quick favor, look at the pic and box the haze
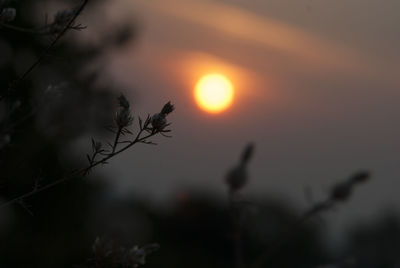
[83,0,400,241]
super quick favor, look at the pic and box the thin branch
[111,126,123,153]
[0,127,160,210]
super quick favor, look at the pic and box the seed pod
[151,113,167,131]
[161,101,174,115]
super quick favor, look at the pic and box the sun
[194,73,234,114]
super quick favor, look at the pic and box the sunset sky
[81,0,400,241]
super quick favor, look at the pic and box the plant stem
[0,128,156,210]
[229,190,244,268]
[112,126,122,153]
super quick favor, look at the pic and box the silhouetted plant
[225,142,255,268]
[0,1,170,267]
[0,0,174,211]
[252,171,370,268]
[0,95,174,209]
[223,144,370,268]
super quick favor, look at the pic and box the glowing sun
[194,73,234,113]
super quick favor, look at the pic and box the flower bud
[161,101,174,115]
[115,107,133,128]
[54,9,74,25]
[49,7,78,34]
[118,94,130,109]
[331,171,370,202]
[151,102,174,132]
[225,143,255,192]
[151,113,167,131]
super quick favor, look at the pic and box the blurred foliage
[0,0,136,266]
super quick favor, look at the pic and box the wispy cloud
[139,0,369,75]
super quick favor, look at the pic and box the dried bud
[225,143,255,192]
[241,143,254,164]
[54,9,75,25]
[331,171,370,202]
[49,7,78,34]
[0,7,16,22]
[114,95,133,128]
[151,113,167,131]
[115,107,133,128]
[150,102,174,132]
[161,101,174,115]
[118,94,130,109]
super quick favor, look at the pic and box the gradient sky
[79,0,400,242]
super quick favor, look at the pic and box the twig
[112,126,123,153]
[0,126,161,210]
